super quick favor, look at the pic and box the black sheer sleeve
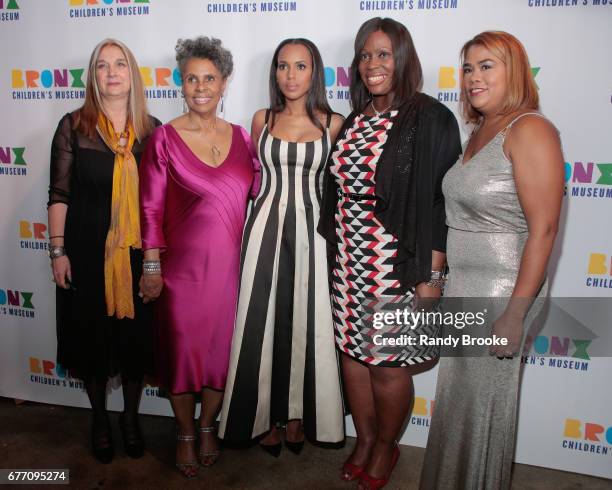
[48,113,75,207]
[431,106,461,253]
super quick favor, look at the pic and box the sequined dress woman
[420,113,549,489]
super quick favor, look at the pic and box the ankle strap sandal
[176,433,199,479]
[199,426,220,467]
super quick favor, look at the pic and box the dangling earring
[219,95,225,117]
[181,91,187,114]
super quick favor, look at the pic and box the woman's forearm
[48,203,68,246]
[507,227,558,318]
[431,250,446,272]
[143,248,160,261]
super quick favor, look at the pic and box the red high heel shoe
[341,461,365,481]
[358,442,400,489]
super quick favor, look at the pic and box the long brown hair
[350,17,422,112]
[73,38,153,141]
[268,38,332,133]
[460,31,539,124]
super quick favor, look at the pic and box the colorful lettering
[29,357,41,373]
[155,67,171,86]
[438,67,456,89]
[413,397,429,416]
[139,67,153,86]
[12,147,25,165]
[531,66,540,88]
[0,147,10,164]
[596,163,612,185]
[572,162,594,184]
[573,340,591,361]
[324,67,351,88]
[42,359,55,376]
[20,292,34,309]
[7,289,19,306]
[549,336,569,356]
[25,70,39,88]
[33,222,46,239]
[1,0,20,9]
[563,418,582,438]
[11,70,24,88]
[588,253,608,275]
[70,69,85,88]
[53,69,69,88]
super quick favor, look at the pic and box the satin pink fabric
[139,123,260,394]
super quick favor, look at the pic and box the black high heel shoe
[260,441,282,457]
[259,426,282,457]
[119,413,145,459]
[285,439,304,455]
[285,422,305,455]
[91,416,114,464]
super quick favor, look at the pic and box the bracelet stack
[143,260,161,275]
[48,245,66,259]
[426,270,446,289]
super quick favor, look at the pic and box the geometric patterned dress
[330,111,437,367]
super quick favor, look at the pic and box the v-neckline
[460,111,542,166]
[167,124,234,169]
[460,132,504,167]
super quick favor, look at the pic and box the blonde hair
[460,31,539,124]
[74,38,153,141]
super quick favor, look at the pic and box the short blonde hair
[75,38,153,141]
[460,31,539,124]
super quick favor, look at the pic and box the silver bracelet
[143,260,161,275]
[426,270,446,289]
[48,245,66,259]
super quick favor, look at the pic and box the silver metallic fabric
[420,120,547,490]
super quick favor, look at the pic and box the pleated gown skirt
[219,125,344,444]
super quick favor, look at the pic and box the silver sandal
[199,426,220,467]
[176,433,199,478]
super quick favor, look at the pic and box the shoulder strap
[507,111,543,128]
[501,112,543,138]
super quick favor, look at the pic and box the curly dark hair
[175,36,233,79]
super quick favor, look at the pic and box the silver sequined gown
[420,113,547,490]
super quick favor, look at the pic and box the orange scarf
[97,112,141,319]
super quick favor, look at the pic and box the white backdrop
[1,0,611,480]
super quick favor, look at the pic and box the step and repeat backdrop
[1,0,611,480]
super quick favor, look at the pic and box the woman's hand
[51,256,72,289]
[139,273,163,304]
[489,309,524,358]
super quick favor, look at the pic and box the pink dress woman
[139,123,260,393]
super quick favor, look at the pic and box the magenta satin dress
[139,123,260,394]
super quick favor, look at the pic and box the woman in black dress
[48,38,159,464]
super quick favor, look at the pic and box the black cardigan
[317,93,461,293]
